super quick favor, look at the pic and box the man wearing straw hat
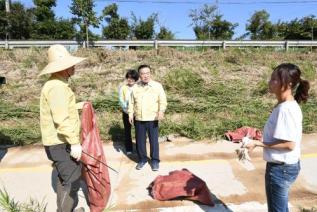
[39,44,86,212]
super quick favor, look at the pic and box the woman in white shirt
[245,63,310,212]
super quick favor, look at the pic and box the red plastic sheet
[225,127,262,143]
[148,169,214,206]
[81,102,111,212]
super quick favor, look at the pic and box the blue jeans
[265,161,300,212]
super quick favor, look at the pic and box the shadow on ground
[108,123,138,163]
[50,168,89,206]
[0,132,16,162]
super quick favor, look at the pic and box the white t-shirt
[263,100,302,164]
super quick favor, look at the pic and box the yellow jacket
[40,75,80,146]
[118,84,134,113]
[128,80,167,121]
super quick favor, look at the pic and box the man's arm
[157,84,167,120]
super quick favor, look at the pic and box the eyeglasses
[140,72,150,76]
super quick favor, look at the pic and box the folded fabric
[148,169,214,206]
[225,127,262,143]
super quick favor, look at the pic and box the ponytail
[295,79,310,103]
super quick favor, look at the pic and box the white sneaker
[126,151,132,155]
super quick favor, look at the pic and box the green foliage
[131,12,158,39]
[103,18,130,39]
[102,3,119,21]
[102,4,130,40]
[0,1,33,40]
[164,69,203,94]
[92,95,120,112]
[0,188,20,212]
[0,100,40,145]
[245,11,317,40]
[0,127,41,145]
[33,0,56,22]
[246,10,275,40]
[300,61,316,80]
[283,15,317,40]
[70,0,100,43]
[0,101,38,120]
[157,26,175,40]
[30,0,76,39]
[53,19,77,39]
[0,188,47,212]
[70,0,99,28]
[302,96,317,133]
[253,79,269,96]
[189,4,237,40]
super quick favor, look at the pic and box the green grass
[0,188,47,212]
[0,101,38,120]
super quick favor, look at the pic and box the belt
[268,161,285,165]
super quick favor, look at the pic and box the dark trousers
[45,144,82,212]
[135,120,159,163]
[122,112,133,152]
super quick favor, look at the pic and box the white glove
[70,144,82,161]
[241,137,250,148]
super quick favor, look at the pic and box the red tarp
[80,102,111,212]
[148,169,214,206]
[225,127,262,143]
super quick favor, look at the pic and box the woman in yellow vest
[118,70,139,154]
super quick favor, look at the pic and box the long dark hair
[274,63,310,103]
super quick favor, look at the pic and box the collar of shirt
[140,80,154,87]
[49,75,68,84]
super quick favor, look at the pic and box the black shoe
[151,161,159,171]
[136,161,147,170]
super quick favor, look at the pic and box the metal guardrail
[1,40,317,50]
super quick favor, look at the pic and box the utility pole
[5,0,10,12]
[311,26,314,52]
[5,0,11,49]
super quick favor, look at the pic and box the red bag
[148,169,214,206]
[81,102,111,212]
[225,127,262,143]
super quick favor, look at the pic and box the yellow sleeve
[128,89,135,118]
[158,84,167,112]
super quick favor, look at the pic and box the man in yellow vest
[39,45,86,212]
[128,65,167,171]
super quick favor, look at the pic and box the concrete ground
[0,134,317,212]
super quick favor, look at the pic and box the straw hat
[39,45,86,76]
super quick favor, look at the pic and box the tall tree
[53,18,77,39]
[102,3,130,39]
[0,1,33,39]
[246,10,275,40]
[33,0,56,22]
[70,0,100,46]
[284,15,317,40]
[130,12,158,39]
[31,0,55,39]
[157,26,174,40]
[189,4,237,40]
